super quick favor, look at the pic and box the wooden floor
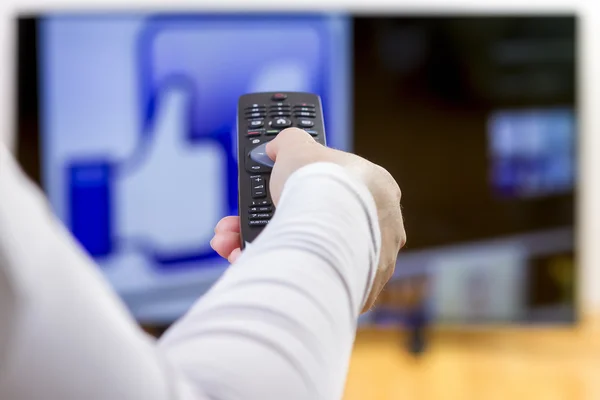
[343,317,600,400]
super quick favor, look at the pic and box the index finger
[265,128,315,161]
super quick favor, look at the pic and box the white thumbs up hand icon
[116,85,228,261]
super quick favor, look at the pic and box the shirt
[0,143,381,400]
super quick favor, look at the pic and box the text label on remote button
[249,220,269,226]
[248,120,264,128]
[297,119,314,128]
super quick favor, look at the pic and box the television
[16,14,577,327]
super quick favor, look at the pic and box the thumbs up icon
[64,15,348,272]
[117,83,230,265]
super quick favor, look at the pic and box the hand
[210,215,243,264]
[211,128,406,312]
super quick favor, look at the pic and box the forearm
[159,162,381,400]
[0,140,380,400]
[0,144,177,400]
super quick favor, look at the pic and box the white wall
[0,0,598,316]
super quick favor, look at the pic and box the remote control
[237,92,327,248]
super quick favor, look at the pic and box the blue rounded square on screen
[40,13,351,322]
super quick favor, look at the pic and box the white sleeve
[0,143,381,400]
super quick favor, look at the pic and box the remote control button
[246,104,266,109]
[249,213,273,220]
[249,219,269,227]
[249,206,273,213]
[246,130,262,136]
[271,93,287,101]
[304,130,318,136]
[269,111,292,118]
[248,164,267,173]
[297,119,314,128]
[246,112,265,119]
[269,105,291,110]
[251,176,265,188]
[249,143,275,168]
[272,102,290,107]
[293,107,314,112]
[245,147,272,173]
[248,120,264,128]
[265,130,280,136]
[295,103,315,108]
[252,189,266,198]
[245,109,266,114]
[249,137,262,144]
[293,112,315,118]
[270,118,292,129]
[251,200,271,206]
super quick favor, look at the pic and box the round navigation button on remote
[269,117,292,129]
[249,143,275,168]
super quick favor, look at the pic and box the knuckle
[399,228,407,249]
[280,127,307,138]
[377,165,402,201]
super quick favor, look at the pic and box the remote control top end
[237,92,327,247]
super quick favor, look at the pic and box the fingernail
[209,236,215,247]
[228,248,242,264]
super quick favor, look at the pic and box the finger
[228,248,242,264]
[266,127,314,161]
[214,216,241,234]
[210,231,241,260]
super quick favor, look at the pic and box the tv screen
[17,14,577,326]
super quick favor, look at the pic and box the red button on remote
[271,93,287,101]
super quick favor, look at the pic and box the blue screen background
[40,13,352,323]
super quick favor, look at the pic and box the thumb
[148,85,192,154]
[265,128,315,161]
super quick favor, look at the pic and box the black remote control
[237,92,327,248]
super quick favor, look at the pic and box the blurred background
[14,12,595,400]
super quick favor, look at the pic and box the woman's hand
[210,128,406,312]
[210,216,242,264]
